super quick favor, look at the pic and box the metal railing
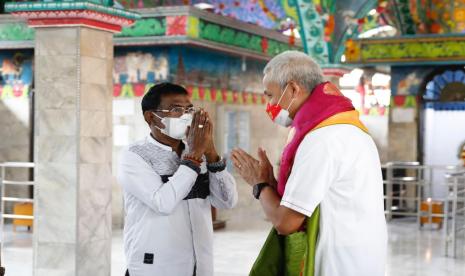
[0,162,35,254]
[383,162,461,226]
[443,170,465,258]
[383,162,428,225]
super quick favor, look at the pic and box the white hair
[263,50,324,92]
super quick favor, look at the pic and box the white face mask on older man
[152,112,193,140]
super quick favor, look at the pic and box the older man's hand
[257,147,278,189]
[231,148,276,187]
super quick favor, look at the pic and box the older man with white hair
[231,51,387,276]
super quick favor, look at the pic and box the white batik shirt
[117,136,238,276]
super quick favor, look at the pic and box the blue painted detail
[442,70,454,83]
[454,70,465,83]
[434,75,446,90]
[426,81,435,91]
[425,102,465,111]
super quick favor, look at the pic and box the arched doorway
[419,69,465,197]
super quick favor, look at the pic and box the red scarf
[277,82,355,197]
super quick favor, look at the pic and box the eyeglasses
[154,106,197,116]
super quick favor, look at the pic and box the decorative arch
[424,70,465,102]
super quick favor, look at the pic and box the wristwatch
[253,183,270,199]
[207,157,227,173]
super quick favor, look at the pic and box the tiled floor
[2,219,465,276]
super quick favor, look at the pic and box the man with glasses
[117,82,238,276]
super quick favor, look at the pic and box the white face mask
[273,84,295,127]
[153,113,193,140]
[274,108,293,127]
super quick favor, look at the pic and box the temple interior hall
[0,1,465,275]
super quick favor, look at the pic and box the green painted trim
[345,35,465,65]
[361,40,465,61]
[198,19,298,56]
[345,60,465,67]
[0,14,299,56]
[352,33,465,42]
[0,22,35,41]
[5,1,140,20]
[0,20,168,41]
[116,17,165,37]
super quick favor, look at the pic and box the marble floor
[2,218,465,276]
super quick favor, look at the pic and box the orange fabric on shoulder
[312,110,369,134]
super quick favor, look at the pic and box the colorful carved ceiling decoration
[380,0,465,35]
[294,0,377,65]
[344,1,465,65]
[117,0,298,30]
[210,0,286,29]
[383,0,416,34]
[6,0,361,66]
[356,2,391,35]
[423,0,465,34]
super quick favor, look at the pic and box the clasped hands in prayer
[231,147,277,188]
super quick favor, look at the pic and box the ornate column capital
[5,0,140,33]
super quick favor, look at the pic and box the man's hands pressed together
[231,147,304,235]
[230,147,277,188]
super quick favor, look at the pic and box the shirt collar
[146,135,173,152]
[146,134,188,153]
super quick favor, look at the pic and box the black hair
[141,82,188,114]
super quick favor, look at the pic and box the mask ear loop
[276,83,290,106]
[152,112,163,119]
[286,97,296,111]
[151,112,165,131]
[280,83,296,111]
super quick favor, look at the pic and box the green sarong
[249,206,320,276]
